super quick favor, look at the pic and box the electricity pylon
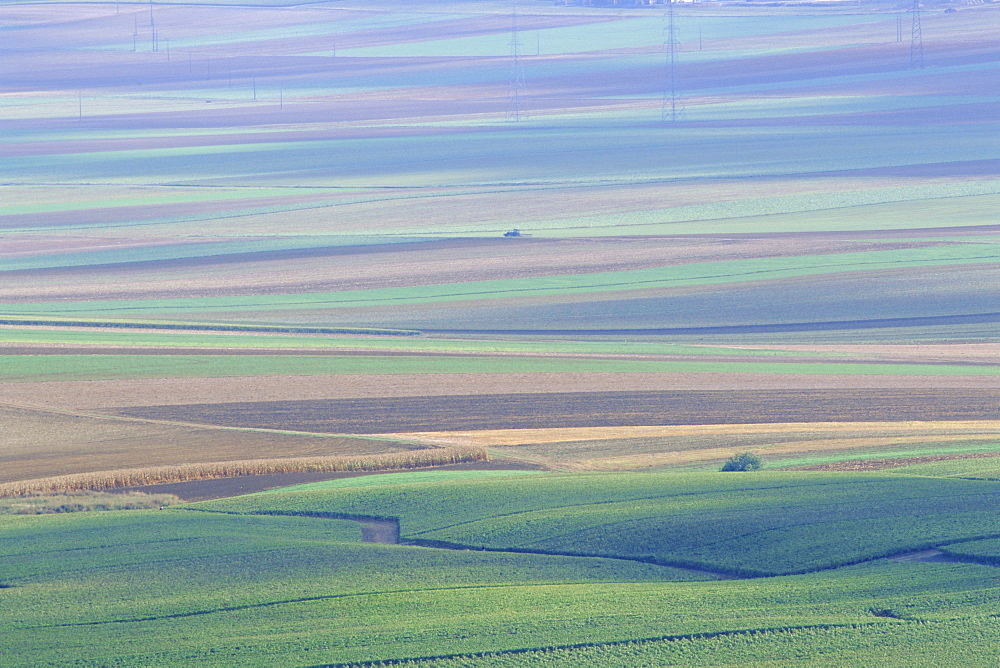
[909,0,924,69]
[506,7,527,122]
[661,0,682,122]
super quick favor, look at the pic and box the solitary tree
[720,452,762,472]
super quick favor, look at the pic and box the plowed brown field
[113,389,1000,435]
[2,371,993,411]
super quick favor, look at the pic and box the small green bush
[721,452,763,472]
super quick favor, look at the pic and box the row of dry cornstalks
[0,446,488,497]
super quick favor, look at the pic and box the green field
[5,470,1000,666]
[0,325,837,356]
[203,471,1000,576]
[887,458,1000,480]
[2,353,997,382]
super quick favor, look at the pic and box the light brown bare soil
[0,403,422,484]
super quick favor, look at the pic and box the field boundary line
[308,620,919,668]
[21,578,665,630]
[405,529,1000,580]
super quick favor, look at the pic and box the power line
[661,0,682,122]
[506,7,527,122]
[909,0,924,69]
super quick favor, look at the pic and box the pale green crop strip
[1,354,998,382]
[0,326,845,358]
[771,443,1000,470]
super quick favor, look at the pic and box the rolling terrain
[5,469,1000,665]
[1,0,999,664]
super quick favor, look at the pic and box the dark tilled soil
[114,389,1000,435]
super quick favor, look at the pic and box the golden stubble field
[384,421,1000,471]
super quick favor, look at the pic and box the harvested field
[384,421,1000,449]
[385,421,1000,471]
[0,446,488,497]
[0,403,423,484]
[525,435,1000,471]
[113,389,1000,434]
[120,459,546,502]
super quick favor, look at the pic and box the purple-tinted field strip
[0,90,556,130]
[536,50,998,108]
[0,192,351,229]
[803,160,1000,181]
[187,14,616,58]
[3,7,994,138]
[708,102,1000,130]
[114,389,1000,434]
[0,237,955,302]
[0,6,337,51]
[293,262,1000,335]
[0,125,478,158]
[0,8,615,54]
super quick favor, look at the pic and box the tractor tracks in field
[0,397,397,443]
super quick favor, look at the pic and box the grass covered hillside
[4,470,1000,666]
[203,470,1000,576]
